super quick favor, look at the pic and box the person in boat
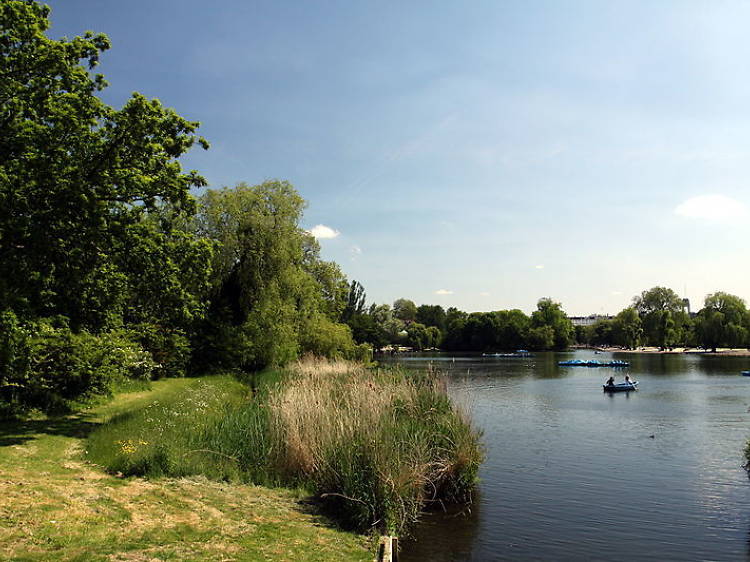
[624,375,633,386]
[606,376,615,387]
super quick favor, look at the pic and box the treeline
[342,292,575,352]
[580,287,750,352]
[0,2,366,415]
[342,285,750,354]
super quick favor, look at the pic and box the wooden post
[375,536,398,562]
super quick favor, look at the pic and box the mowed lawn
[0,378,372,562]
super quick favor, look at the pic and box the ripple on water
[391,352,750,562]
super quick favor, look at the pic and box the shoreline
[583,346,750,357]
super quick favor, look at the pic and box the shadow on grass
[0,413,101,447]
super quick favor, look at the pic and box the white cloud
[674,194,748,220]
[479,291,490,297]
[611,291,623,296]
[309,224,340,239]
[434,289,453,295]
[535,264,545,269]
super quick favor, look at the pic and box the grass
[87,358,484,536]
[0,376,372,561]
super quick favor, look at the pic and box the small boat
[603,381,638,392]
[741,371,750,376]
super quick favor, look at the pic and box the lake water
[383,351,750,562]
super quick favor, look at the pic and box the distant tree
[531,298,573,350]
[587,319,614,347]
[368,304,404,346]
[527,325,555,350]
[393,299,417,323]
[633,287,684,315]
[694,292,749,352]
[574,325,587,345]
[611,307,642,349]
[416,304,447,332]
[464,313,501,351]
[405,322,430,351]
[442,307,468,350]
[426,326,442,349]
[633,287,686,348]
[342,280,367,322]
[495,309,530,350]
[303,238,350,321]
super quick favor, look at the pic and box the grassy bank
[87,358,484,536]
[0,377,371,561]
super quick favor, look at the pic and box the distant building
[682,298,691,316]
[568,314,613,327]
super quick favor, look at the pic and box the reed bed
[87,358,483,535]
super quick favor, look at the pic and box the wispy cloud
[309,224,340,239]
[674,194,748,220]
[535,264,545,270]
[349,245,362,261]
[434,289,454,295]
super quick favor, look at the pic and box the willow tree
[194,181,356,370]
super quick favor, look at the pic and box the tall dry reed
[88,359,483,535]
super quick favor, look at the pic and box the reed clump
[87,358,483,535]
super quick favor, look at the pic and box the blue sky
[48,1,750,315]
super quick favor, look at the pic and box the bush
[0,316,156,415]
[0,310,32,417]
[130,323,191,378]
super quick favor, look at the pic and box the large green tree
[531,298,573,350]
[194,181,359,370]
[633,287,687,348]
[0,1,210,331]
[694,292,749,351]
[611,307,642,349]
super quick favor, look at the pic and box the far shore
[585,345,750,357]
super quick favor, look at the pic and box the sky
[46,0,750,316]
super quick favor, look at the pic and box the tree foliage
[0,1,210,331]
[694,292,749,351]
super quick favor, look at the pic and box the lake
[382,351,750,561]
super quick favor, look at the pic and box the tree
[406,322,430,351]
[527,325,555,350]
[416,304,447,332]
[694,292,749,351]
[342,281,367,323]
[442,307,468,350]
[633,287,684,315]
[633,287,686,348]
[369,304,404,346]
[611,307,642,349]
[587,319,614,347]
[393,299,417,322]
[495,309,530,350]
[531,298,573,350]
[194,181,356,370]
[0,1,209,331]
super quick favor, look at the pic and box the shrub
[130,323,191,378]
[0,317,156,415]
